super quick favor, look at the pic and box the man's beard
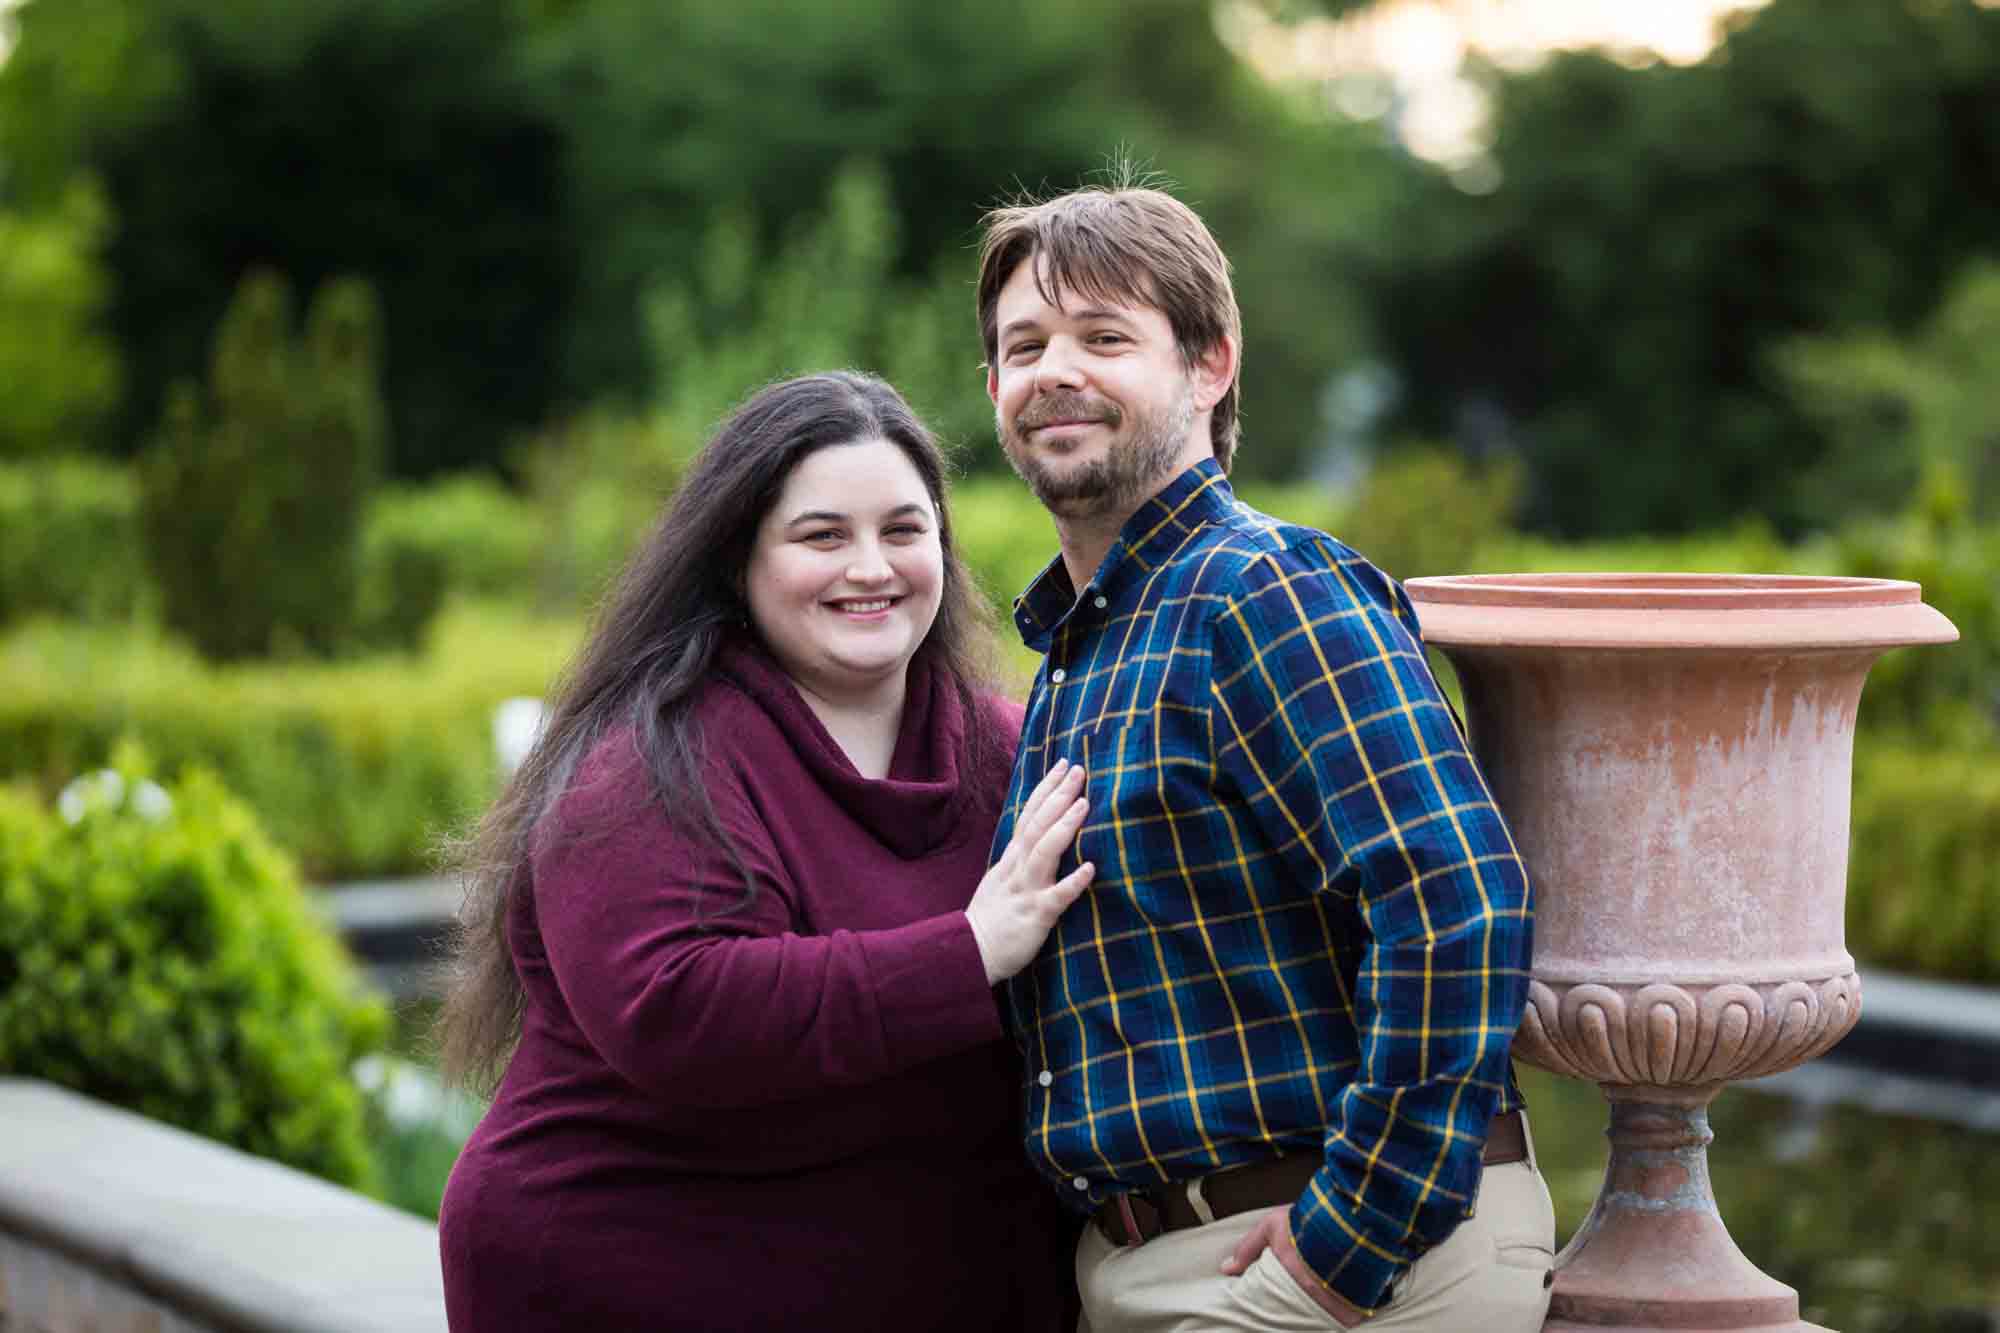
[1000,385,1196,520]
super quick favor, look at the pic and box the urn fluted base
[1543,1087,1830,1333]
[1517,973,1863,1088]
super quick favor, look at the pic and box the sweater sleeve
[531,731,1002,1110]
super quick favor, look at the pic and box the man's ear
[985,362,1000,406]
[1191,336,1238,414]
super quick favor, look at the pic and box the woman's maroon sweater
[439,643,1070,1331]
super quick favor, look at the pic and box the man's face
[986,258,1207,522]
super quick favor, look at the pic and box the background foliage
[0,2,1994,1289]
[141,268,396,660]
[1355,0,2000,538]
[0,747,389,1186]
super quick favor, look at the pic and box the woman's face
[745,437,945,706]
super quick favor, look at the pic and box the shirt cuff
[1287,1177,1418,1314]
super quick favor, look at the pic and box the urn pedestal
[1404,574,1957,1333]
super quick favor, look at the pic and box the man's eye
[1089,332,1126,346]
[1006,342,1042,360]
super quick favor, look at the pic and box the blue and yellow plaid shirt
[995,460,1534,1313]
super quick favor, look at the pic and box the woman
[436,372,1092,1330]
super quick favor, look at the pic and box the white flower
[56,770,174,824]
[57,770,125,824]
[492,696,547,777]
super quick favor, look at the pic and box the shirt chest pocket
[1075,716,1213,901]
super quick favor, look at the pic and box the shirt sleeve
[531,732,1002,1112]
[1205,545,1534,1314]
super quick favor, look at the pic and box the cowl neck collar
[715,639,970,858]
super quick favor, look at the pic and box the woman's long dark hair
[436,372,1003,1093]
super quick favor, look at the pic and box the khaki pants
[1075,1125,1554,1333]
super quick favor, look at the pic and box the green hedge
[1847,737,2000,984]
[0,461,1990,986]
[0,602,579,880]
[0,457,148,624]
[0,747,389,1186]
[365,475,544,602]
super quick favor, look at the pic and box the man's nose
[1033,336,1086,392]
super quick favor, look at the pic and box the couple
[436,181,1552,1332]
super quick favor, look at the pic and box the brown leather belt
[1093,1110,1528,1248]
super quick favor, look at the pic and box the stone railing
[0,1079,444,1333]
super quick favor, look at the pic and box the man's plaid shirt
[995,460,1534,1313]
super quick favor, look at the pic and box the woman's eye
[803,529,843,545]
[885,524,927,539]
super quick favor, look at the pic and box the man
[978,180,1554,1331]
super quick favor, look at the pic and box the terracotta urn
[1404,574,1958,1333]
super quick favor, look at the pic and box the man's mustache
[1015,393,1123,432]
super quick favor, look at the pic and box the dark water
[1520,1068,1999,1332]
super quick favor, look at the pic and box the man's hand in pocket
[1220,1206,1370,1326]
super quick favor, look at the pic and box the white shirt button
[1038,1070,1053,1087]
[1072,1176,1091,1191]
[1094,595,1108,609]
[1050,668,1067,684]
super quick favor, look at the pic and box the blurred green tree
[0,0,573,476]
[1779,260,2000,527]
[1,0,1397,481]
[1355,0,2000,537]
[140,269,390,660]
[645,162,986,449]
[507,0,1400,479]
[0,178,121,455]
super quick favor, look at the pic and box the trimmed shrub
[139,269,389,660]
[511,411,688,610]
[0,746,391,1187]
[0,179,121,459]
[950,476,1061,612]
[0,456,146,623]
[364,475,544,604]
[1848,737,2000,985]
[1830,503,2000,744]
[1469,518,1803,580]
[1332,447,1522,583]
[0,602,580,879]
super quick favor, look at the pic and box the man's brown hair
[977,181,1244,472]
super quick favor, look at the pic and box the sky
[1217,0,1775,183]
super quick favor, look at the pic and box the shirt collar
[1010,458,1236,650]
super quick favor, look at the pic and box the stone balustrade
[0,1079,444,1333]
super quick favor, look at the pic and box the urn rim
[1406,572,1959,651]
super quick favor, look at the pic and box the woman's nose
[845,544,893,584]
